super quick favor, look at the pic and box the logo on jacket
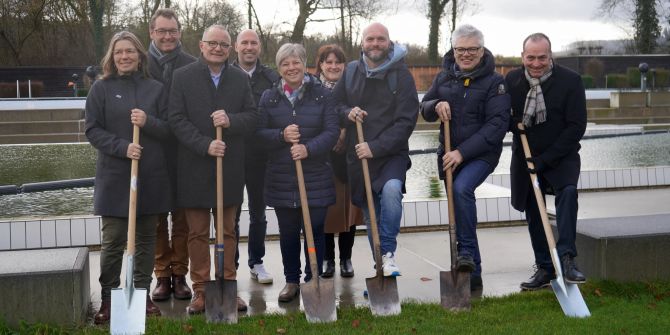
[497,84,506,95]
[115,94,122,99]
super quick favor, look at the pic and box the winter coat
[168,58,258,208]
[148,48,196,209]
[85,72,172,217]
[332,44,419,207]
[256,74,339,208]
[420,48,510,178]
[505,64,587,211]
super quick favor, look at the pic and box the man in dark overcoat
[231,29,279,284]
[505,33,587,291]
[332,22,419,277]
[168,24,257,314]
[146,7,197,303]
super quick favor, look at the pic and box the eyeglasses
[454,47,481,55]
[154,29,179,37]
[202,41,232,49]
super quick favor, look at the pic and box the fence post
[28,80,32,98]
[16,80,20,98]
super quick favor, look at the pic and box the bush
[606,74,629,88]
[0,81,44,98]
[581,75,594,89]
[627,67,651,88]
[652,68,670,88]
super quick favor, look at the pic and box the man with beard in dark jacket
[332,22,419,277]
[420,24,510,291]
[169,24,257,314]
[505,33,587,291]
[147,7,196,303]
[231,29,279,284]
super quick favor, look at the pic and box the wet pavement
[86,187,670,319]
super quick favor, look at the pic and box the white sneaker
[382,252,402,277]
[250,264,273,284]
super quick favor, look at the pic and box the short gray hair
[275,43,306,68]
[202,24,229,40]
[451,24,485,48]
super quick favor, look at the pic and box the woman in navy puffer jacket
[256,43,339,302]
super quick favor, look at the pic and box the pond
[1,132,669,219]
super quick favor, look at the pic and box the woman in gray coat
[85,31,171,324]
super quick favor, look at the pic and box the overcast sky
[237,0,635,56]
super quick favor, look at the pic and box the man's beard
[364,47,389,63]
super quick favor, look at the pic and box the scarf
[149,41,182,83]
[319,73,337,90]
[522,62,553,127]
[282,75,309,105]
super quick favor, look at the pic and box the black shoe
[520,266,555,291]
[456,255,475,273]
[322,260,335,278]
[470,275,483,292]
[340,259,354,278]
[561,255,586,284]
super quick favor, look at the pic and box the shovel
[294,144,337,323]
[439,119,471,311]
[205,126,238,323]
[518,123,590,318]
[110,125,147,335]
[356,120,401,316]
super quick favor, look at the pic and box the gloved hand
[526,156,547,174]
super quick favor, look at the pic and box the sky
[235,0,633,56]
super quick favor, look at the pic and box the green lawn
[2,281,669,335]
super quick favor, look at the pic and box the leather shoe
[456,255,475,272]
[151,277,172,301]
[322,260,335,278]
[520,266,555,291]
[94,299,110,325]
[278,283,300,302]
[172,275,193,300]
[340,259,354,277]
[237,296,248,311]
[561,255,586,284]
[186,291,205,314]
[146,296,161,317]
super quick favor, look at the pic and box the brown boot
[146,295,162,317]
[237,296,248,311]
[186,291,205,315]
[151,277,172,301]
[172,275,193,300]
[278,283,300,302]
[94,299,111,325]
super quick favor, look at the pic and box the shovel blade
[439,270,471,311]
[550,279,590,318]
[300,277,337,323]
[365,275,401,316]
[110,287,146,335]
[205,279,238,324]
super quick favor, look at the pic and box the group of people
[86,7,588,325]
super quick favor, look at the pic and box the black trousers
[324,226,356,261]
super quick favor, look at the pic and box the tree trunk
[89,0,105,62]
[428,0,449,64]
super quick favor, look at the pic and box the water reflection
[1,132,669,219]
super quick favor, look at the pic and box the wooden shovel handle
[294,145,319,277]
[517,123,557,250]
[443,120,458,267]
[127,125,140,256]
[216,127,224,246]
[356,120,383,275]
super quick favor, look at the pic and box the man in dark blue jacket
[333,22,419,277]
[420,24,510,291]
[506,33,587,291]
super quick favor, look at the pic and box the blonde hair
[100,31,149,79]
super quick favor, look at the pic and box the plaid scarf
[282,75,308,105]
[522,63,553,127]
[149,41,182,83]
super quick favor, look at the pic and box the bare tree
[290,0,321,43]
[0,0,49,66]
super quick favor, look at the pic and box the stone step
[0,120,85,135]
[586,98,610,108]
[0,133,87,144]
[587,116,670,124]
[0,108,84,122]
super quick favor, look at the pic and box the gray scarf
[522,62,553,127]
[149,41,182,83]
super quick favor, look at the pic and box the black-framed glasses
[154,29,179,36]
[202,40,232,49]
[454,47,481,55]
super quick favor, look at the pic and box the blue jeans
[525,184,578,273]
[361,179,403,256]
[235,159,268,269]
[452,159,493,276]
[275,207,327,283]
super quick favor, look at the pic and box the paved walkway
[86,187,670,318]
